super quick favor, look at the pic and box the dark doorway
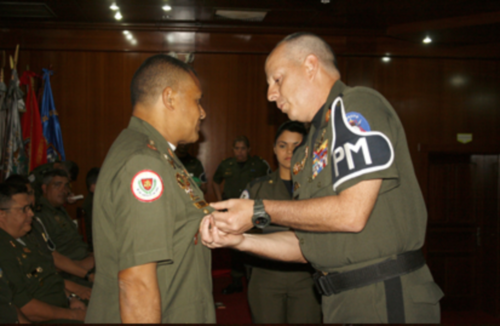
[425,153,499,315]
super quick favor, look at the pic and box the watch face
[253,215,270,228]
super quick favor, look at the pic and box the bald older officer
[85,54,215,323]
[201,32,443,324]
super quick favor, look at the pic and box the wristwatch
[252,199,271,229]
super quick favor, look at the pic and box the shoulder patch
[131,170,164,202]
[330,97,394,191]
[345,112,371,132]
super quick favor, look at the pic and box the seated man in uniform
[0,183,86,322]
[5,174,94,289]
[36,169,94,271]
[85,54,216,323]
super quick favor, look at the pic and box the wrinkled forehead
[11,193,29,206]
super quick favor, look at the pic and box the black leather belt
[313,250,425,296]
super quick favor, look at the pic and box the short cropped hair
[5,174,31,186]
[274,121,307,144]
[130,54,197,107]
[86,167,100,191]
[233,136,250,148]
[42,169,70,186]
[0,183,28,208]
[277,32,338,73]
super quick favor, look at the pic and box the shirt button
[203,209,210,214]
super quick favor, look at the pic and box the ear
[303,54,319,80]
[161,86,176,111]
[41,184,47,195]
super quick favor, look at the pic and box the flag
[20,71,47,171]
[0,68,28,180]
[40,69,65,162]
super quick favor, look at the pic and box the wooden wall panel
[2,37,500,211]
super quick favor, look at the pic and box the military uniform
[0,228,68,310]
[244,171,321,324]
[35,197,89,262]
[24,216,93,287]
[290,80,443,323]
[213,156,270,200]
[85,117,216,323]
[0,267,18,324]
[179,153,206,187]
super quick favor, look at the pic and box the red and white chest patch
[131,170,164,202]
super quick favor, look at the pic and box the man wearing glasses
[0,183,86,322]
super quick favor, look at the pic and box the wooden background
[1,26,500,314]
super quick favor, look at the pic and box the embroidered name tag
[330,97,394,191]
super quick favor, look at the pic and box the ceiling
[1,0,500,46]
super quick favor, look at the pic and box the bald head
[271,32,339,77]
[131,54,197,108]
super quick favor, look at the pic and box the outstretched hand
[210,199,254,234]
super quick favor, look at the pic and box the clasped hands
[199,199,255,249]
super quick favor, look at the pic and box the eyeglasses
[0,205,33,214]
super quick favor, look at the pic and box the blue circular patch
[346,112,371,132]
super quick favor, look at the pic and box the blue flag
[41,69,65,162]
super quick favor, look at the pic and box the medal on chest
[175,170,200,202]
[312,129,329,179]
[293,146,309,175]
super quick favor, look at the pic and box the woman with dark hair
[243,121,321,324]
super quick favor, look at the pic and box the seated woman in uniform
[242,121,322,324]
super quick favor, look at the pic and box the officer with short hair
[201,32,443,323]
[0,183,86,322]
[85,54,215,323]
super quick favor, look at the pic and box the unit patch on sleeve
[345,112,371,132]
[330,97,394,191]
[131,170,164,202]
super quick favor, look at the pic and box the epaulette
[248,174,272,189]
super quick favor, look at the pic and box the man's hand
[199,215,244,249]
[210,199,254,234]
[69,297,86,310]
[69,307,86,321]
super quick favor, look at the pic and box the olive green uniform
[244,171,321,324]
[24,216,93,287]
[291,80,443,323]
[0,267,18,324]
[0,228,69,310]
[213,156,270,200]
[35,197,89,261]
[179,153,206,187]
[85,117,216,323]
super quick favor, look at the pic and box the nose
[199,105,206,120]
[267,84,278,102]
